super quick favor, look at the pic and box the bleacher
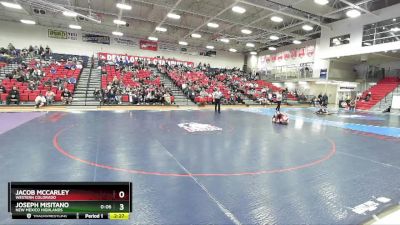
[356,77,400,110]
[44,53,89,68]
[0,62,80,103]
[102,65,173,103]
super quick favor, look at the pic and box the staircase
[159,71,195,106]
[84,68,101,106]
[356,77,400,110]
[371,86,400,111]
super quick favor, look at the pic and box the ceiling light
[113,19,126,25]
[206,45,214,49]
[1,1,22,9]
[302,24,313,31]
[191,33,201,38]
[314,0,329,5]
[112,31,123,36]
[116,3,132,10]
[220,38,230,43]
[69,24,81,30]
[148,36,158,41]
[179,41,188,46]
[250,51,257,55]
[363,42,372,46]
[346,9,361,18]
[229,48,237,52]
[391,27,400,32]
[62,11,78,17]
[271,16,283,23]
[293,40,302,44]
[393,18,397,22]
[241,29,252,34]
[232,6,246,14]
[246,43,255,47]
[167,13,181,19]
[20,19,35,25]
[207,22,219,28]
[269,47,277,51]
[270,35,279,40]
[155,27,167,32]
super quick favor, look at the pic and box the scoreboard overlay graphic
[8,182,132,220]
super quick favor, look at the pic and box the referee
[212,88,223,113]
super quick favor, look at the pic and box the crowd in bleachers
[163,62,285,105]
[99,64,174,105]
[0,45,82,106]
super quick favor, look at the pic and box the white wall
[0,20,244,68]
[319,3,400,59]
[313,38,330,78]
[328,60,358,81]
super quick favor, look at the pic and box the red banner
[98,52,195,67]
[139,40,158,51]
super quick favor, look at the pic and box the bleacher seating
[0,62,80,103]
[45,53,89,67]
[101,65,174,103]
[356,77,400,110]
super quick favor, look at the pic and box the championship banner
[257,45,316,70]
[98,52,194,67]
[48,29,77,40]
[139,40,158,51]
[82,34,110,45]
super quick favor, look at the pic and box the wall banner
[113,37,137,47]
[139,40,158,51]
[97,52,194,67]
[82,33,110,45]
[48,29,77,40]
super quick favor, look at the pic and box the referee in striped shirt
[213,88,223,113]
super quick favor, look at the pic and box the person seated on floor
[272,111,289,125]
[6,86,20,105]
[61,88,72,104]
[129,91,139,105]
[34,93,46,108]
[0,81,6,94]
[93,89,101,101]
[45,89,55,105]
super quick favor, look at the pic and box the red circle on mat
[53,125,336,177]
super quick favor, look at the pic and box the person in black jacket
[61,88,72,104]
[0,81,6,94]
[7,86,20,105]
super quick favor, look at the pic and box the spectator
[7,86,20,105]
[365,92,372,101]
[61,88,72,104]
[0,81,6,94]
[45,89,56,105]
[35,93,46,108]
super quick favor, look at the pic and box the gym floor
[0,107,399,225]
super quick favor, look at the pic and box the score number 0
[119,191,125,211]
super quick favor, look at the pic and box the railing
[378,85,400,110]
[266,70,313,81]
[83,56,94,106]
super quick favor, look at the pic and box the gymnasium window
[362,17,400,47]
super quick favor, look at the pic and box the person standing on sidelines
[213,88,223,113]
[276,91,282,111]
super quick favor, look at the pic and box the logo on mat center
[178,122,222,133]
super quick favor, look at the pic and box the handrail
[83,56,94,106]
